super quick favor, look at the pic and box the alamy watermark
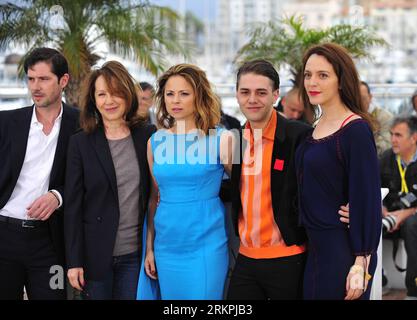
[49,265,65,290]
[152,121,264,175]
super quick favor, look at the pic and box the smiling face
[164,75,196,124]
[27,61,68,109]
[303,54,341,109]
[94,75,127,124]
[236,72,279,129]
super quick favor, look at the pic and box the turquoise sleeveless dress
[137,128,229,300]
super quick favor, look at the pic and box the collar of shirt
[243,111,277,143]
[31,103,64,129]
[401,150,417,168]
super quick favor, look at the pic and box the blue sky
[149,0,217,21]
[0,1,218,20]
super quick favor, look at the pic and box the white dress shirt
[0,105,63,220]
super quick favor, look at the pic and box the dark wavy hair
[300,43,375,130]
[24,47,68,81]
[80,61,145,133]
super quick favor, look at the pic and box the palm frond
[96,4,189,75]
[0,0,195,105]
[235,14,388,83]
[0,2,51,49]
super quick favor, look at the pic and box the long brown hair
[155,64,221,134]
[80,61,145,133]
[300,43,375,130]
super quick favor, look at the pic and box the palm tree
[0,0,190,107]
[235,15,388,87]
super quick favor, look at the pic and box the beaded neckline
[307,118,365,143]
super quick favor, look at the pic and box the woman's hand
[345,257,371,300]
[145,250,158,279]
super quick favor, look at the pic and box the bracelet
[49,190,60,205]
[349,265,372,281]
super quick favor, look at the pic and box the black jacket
[380,148,417,211]
[230,111,311,246]
[64,124,156,280]
[0,104,79,265]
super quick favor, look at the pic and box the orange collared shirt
[239,111,306,259]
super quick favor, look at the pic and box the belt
[0,215,47,229]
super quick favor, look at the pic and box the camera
[383,192,417,233]
[382,215,397,233]
[398,192,417,208]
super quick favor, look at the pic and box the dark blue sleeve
[341,121,382,256]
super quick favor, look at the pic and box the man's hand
[26,192,59,220]
[339,203,350,225]
[67,268,85,291]
[388,208,415,232]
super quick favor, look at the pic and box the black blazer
[64,124,156,280]
[230,112,312,246]
[0,104,80,264]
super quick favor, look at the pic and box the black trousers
[0,220,66,300]
[402,214,417,297]
[227,252,306,300]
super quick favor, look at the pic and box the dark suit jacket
[0,104,80,264]
[64,124,156,280]
[230,111,312,246]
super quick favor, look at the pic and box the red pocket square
[274,159,284,171]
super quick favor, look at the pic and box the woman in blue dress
[295,43,382,300]
[137,64,233,299]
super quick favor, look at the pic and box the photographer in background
[380,115,417,300]
[359,81,393,157]
[137,81,156,125]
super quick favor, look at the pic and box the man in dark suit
[227,59,311,300]
[0,47,79,300]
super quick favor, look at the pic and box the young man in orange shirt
[227,59,311,299]
[228,59,350,299]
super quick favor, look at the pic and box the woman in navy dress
[295,43,381,300]
[137,64,233,299]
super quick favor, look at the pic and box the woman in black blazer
[64,61,155,300]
